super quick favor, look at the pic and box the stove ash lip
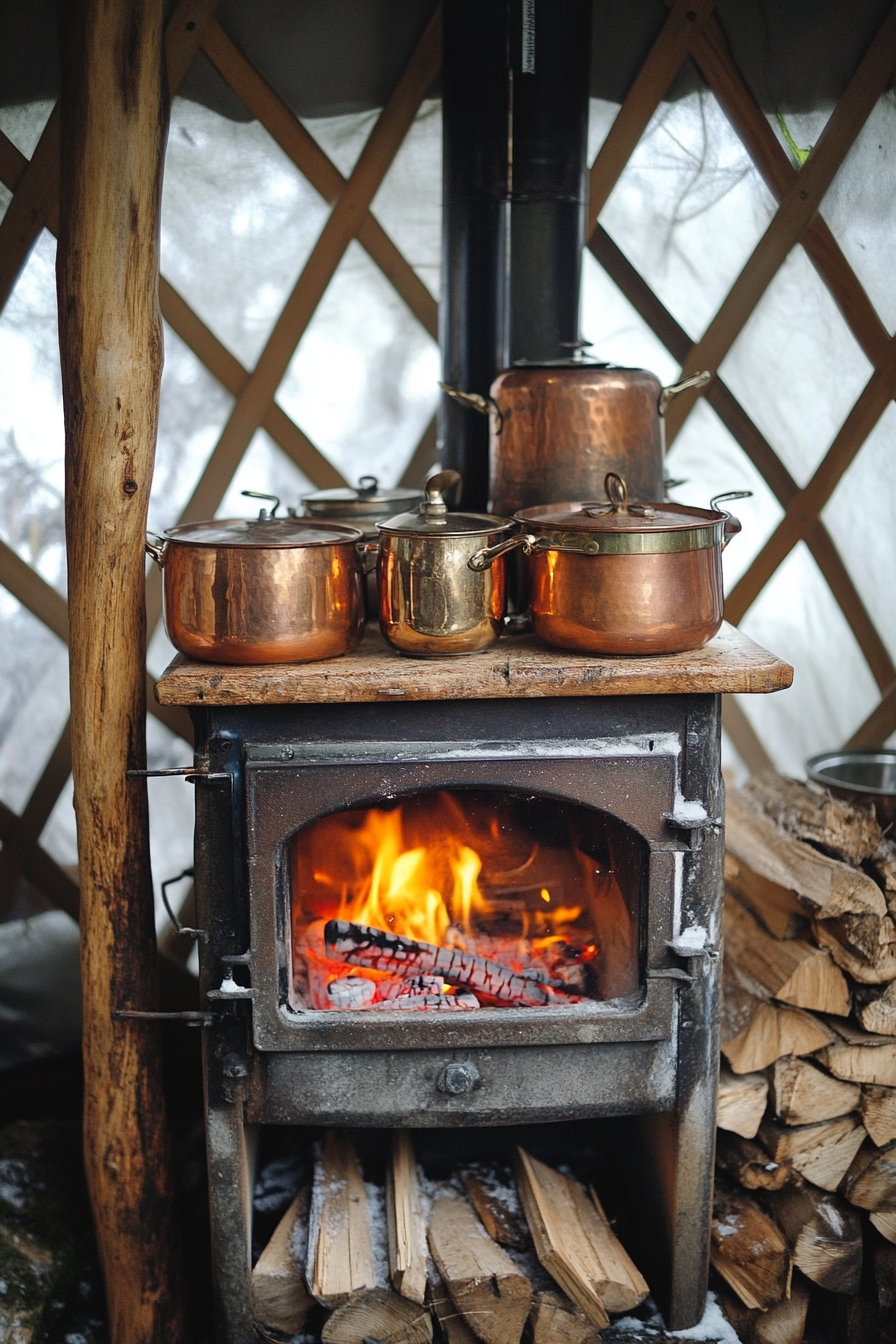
[275,983,652,1025]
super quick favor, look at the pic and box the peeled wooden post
[56,2,188,1340]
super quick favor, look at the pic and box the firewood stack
[716,772,896,1342]
[250,1132,649,1344]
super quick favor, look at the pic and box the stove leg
[206,1097,257,1344]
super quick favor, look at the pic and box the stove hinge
[207,950,254,1003]
[662,799,722,850]
[647,927,720,986]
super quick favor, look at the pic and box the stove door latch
[207,950,254,1002]
[662,799,722,849]
[647,925,720,986]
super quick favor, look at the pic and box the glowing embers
[290,790,641,1012]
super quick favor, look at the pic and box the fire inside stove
[289,790,642,1012]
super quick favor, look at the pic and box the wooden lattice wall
[1,0,895,922]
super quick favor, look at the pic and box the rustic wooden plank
[154,620,792,706]
[57,2,188,1337]
[177,6,442,527]
[164,0,221,93]
[200,18,439,341]
[692,10,892,370]
[664,3,896,446]
[587,0,716,227]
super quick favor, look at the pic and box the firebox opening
[288,788,644,1013]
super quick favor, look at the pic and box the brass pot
[376,470,515,657]
[469,474,749,656]
[146,497,366,664]
[443,363,710,513]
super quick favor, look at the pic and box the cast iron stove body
[155,629,790,1342]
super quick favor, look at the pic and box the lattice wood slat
[0,722,72,920]
[0,795,80,918]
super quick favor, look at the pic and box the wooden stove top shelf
[155,621,792,707]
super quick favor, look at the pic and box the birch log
[56,2,185,1341]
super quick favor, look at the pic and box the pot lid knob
[241,489,280,519]
[605,472,629,514]
[421,469,462,517]
[357,475,379,497]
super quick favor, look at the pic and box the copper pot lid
[163,517,363,549]
[302,475,422,519]
[513,475,750,556]
[378,469,514,539]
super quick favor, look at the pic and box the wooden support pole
[56,2,188,1340]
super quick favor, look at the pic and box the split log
[387,1131,427,1305]
[770,1055,861,1126]
[251,1186,314,1335]
[718,1275,810,1344]
[871,839,896,919]
[871,1208,896,1244]
[862,1087,896,1146]
[515,1148,647,1322]
[459,1166,529,1250]
[307,1131,376,1306]
[710,1185,790,1311]
[721,1000,835,1074]
[814,917,896,984]
[322,1286,433,1344]
[818,1020,896,1087]
[427,1194,533,1344]
[725,852,809,940]
[527,1291,601,1344]
[325,920,572,1007]
[758,1115,867,1191]
[429,1273,480,1344]
[717,1067,769,1139]
[841,1140,896,1212]
[715,1131,794,1190]
[859,982,896,1037]
[724,895,849,1015]
[769,1185,863,1292]
[57,0,189,1338]
[726,787,886,919]
[743,771,882,865]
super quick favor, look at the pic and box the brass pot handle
[468,533,535,572]
[658,370,712,415]
[145,533,168,566]
[439,382,504,434]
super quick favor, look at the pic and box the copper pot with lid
[146,492,367,664]
[443,362,710,512]
[376,470,514,657]
[470,473,750,656]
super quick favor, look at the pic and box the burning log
[387,1132,428,1305]
[515,1148,648,1323]
[717,1067,769,1139]
[459,1165,529,1251]
[251,1186,314,1335]
[427,1194,533,1344]
[307,1131,376,1306]
[324,920,574,1007]
[768,1185,863,1293]
[367,992,481,1011]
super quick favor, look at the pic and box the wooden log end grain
[717,1066,769,1139]
[428,1193,533,1344]
[322,1286,434,1344]
[710,1185,791,1311]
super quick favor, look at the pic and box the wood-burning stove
[155,624,791,1341]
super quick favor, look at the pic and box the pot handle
[355,539,379,574]
[145,533,168,566]
[468,533,535,572]
[711,490,752,550]
[658,370,712,415]
[439,382,504,434]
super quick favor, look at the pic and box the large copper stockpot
[146,498,366,664]
[443,362,710,512]
[376,470,515,657]
[469,474,750,656]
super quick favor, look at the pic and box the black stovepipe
[439,0,593,511]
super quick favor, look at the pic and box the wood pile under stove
[711,773,896,1343]
[250,1129,650,1344]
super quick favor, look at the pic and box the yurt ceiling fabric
[0,0,895,926]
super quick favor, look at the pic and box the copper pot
[146,496,366,664]
[469,474,749,656]
[443,363,710,512]
[376,470,514,657]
